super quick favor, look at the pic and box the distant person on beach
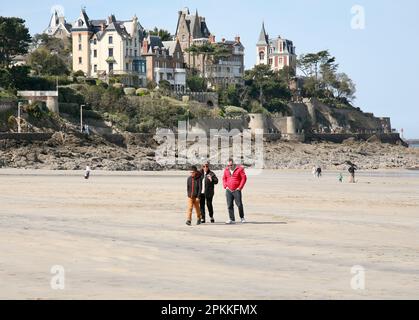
[200,162,219,224]
[339,173,344,183]
[84,166,91,180]
[186,166,203,226]
[348,165,357,183]
[223,159,248,225]
[316,167,322,178]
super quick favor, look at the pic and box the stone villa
[256,22,297,73]
[71,9,147,86]
[141,35,186,91]
[62,8,299,90]
[175,8,245,88]
[44,10,72,41]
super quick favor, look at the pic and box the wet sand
[0,169,418,300]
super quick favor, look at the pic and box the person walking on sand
[84,165,91,180]
[223,159,248,225]
[316,167,322,178]
[200,162,219,224]
[186,166,203,226]
[348,165,357,183]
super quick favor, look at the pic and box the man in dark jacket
[186,166,202,226]
[200,162,219,224]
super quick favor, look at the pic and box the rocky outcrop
[1,131,418,171]
[264,140,419,170]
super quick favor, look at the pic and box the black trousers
[200,194,214,220]
[226,190,245,221]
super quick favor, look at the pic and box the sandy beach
[0,169,418,300]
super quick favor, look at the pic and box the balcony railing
[97,70,146,77]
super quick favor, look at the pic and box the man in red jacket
[223,158,248,224]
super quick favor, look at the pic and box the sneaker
[225,220,235,225]
[241,218,247,224]
[210,218,215,224]
[201,219,206,224]
[186,221,192,226]
[197,220,202,225]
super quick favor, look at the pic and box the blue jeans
[226,190,245,221]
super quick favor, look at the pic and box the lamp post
[17,102,22,133]
[80,104,85,133]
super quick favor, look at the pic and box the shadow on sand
[205,222,287,226]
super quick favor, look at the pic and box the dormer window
[78,20,84,27]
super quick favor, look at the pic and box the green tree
[32,33,72,68]
[244,64,291,110]
[0,17,31,68]
[28,48,69,76]
[186,43,215,76]
[148,27,173,41]
[186,74,206,92]
[333,73,356,102]
[298,50,336,81]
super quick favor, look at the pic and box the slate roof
[257,22,269,46]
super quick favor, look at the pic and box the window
[78,57,82,64]
[109,36,113,44]
[108,48,114,57]
[94,65,97,72]
[134,50,137,57]
[167,73,173,80]
[109,63,114,72]
[126,63,129,71]
[78,44,82,51]
[78,34,82,43]
[93,39,97,45]
[93,50,97,58]
[259,51,265,61]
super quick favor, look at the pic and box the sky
[1,0,418,138]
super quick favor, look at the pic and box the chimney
[222,38,226,43]
[142,39,148,54]
[209,34,216,43]
[235,36,241,43]
[100,22,106,32]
